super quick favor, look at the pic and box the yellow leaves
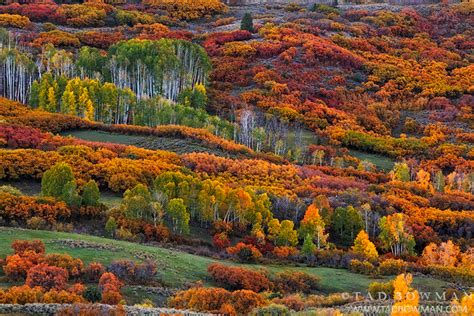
[451,294,474,316]
[223,42,257,58]
[0,14,31,29]
[421,241,463,268]
[391,273,420,316]
[352,230,378,260]
[143,0,227,20]
[416,169,433,192]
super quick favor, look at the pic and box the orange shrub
[98,272,123,293]
[207,263,272,292]
[212,232,230,250]
[0,285,43,304]
[45,253,84,278]
[272,246,299,259]
[143,0,227,20]
[231,290,266,314]
[223,42,257,58]
[101,291,122,305]
[349,259,375,275]
[0,192,71,224]
[84,262,105,282]
[43,289,84,304]
[169,287,265,314]
[78,31,124,49]
[68,283,85,295]
[0,13,31,28]
[3,251,44,281]
[33,30,80,47]
[272,294,306,311]
[378,259,408,276]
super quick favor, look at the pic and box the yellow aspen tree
[391,273,420,316]
[352,230,378,260]
[451,294,473,316]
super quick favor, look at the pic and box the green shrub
[378,259,407,276]
[311,4,340,15]
[349,259,374,275]
[83,286,102,303]
[251,304,290,316]
[368,281,394,299]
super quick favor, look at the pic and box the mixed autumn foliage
[0,0,472,314]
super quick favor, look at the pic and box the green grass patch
[349,149,395,171]
[0,228,449,295]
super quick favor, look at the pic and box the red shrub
[207,263,272,292]
[84,262,105,282]
[272,271,321,294]
[213,232,230,250]
[26,263,69,291]
[226,242,262,263]
[12,240,45,255]
[0,125,43,149]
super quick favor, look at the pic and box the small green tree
[391,162,411,182]
[82,180,100,206]
[167,198,190,234]
[105,217,117,238]
[331,206,364,246]
[191,84,207,109]
[241,12,254,32]
[60,180,82,207]
[301,234,316,257]
[83,286,102,303]
[275,220,298,247]
[41,162,75,198]
[122,184,152,219]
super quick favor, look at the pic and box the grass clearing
[61,130,238,157]
[0,228,449,295]
[349,149,395,171]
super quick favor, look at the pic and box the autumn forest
[0,0,472,315]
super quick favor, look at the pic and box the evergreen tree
[241,12,254,32]
[82,180,100,206]
[331,206,364,246]
[60,180,82,207]
[41,162,75,198]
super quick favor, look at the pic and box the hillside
[0,228,451,300]
[0,0,472,315]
